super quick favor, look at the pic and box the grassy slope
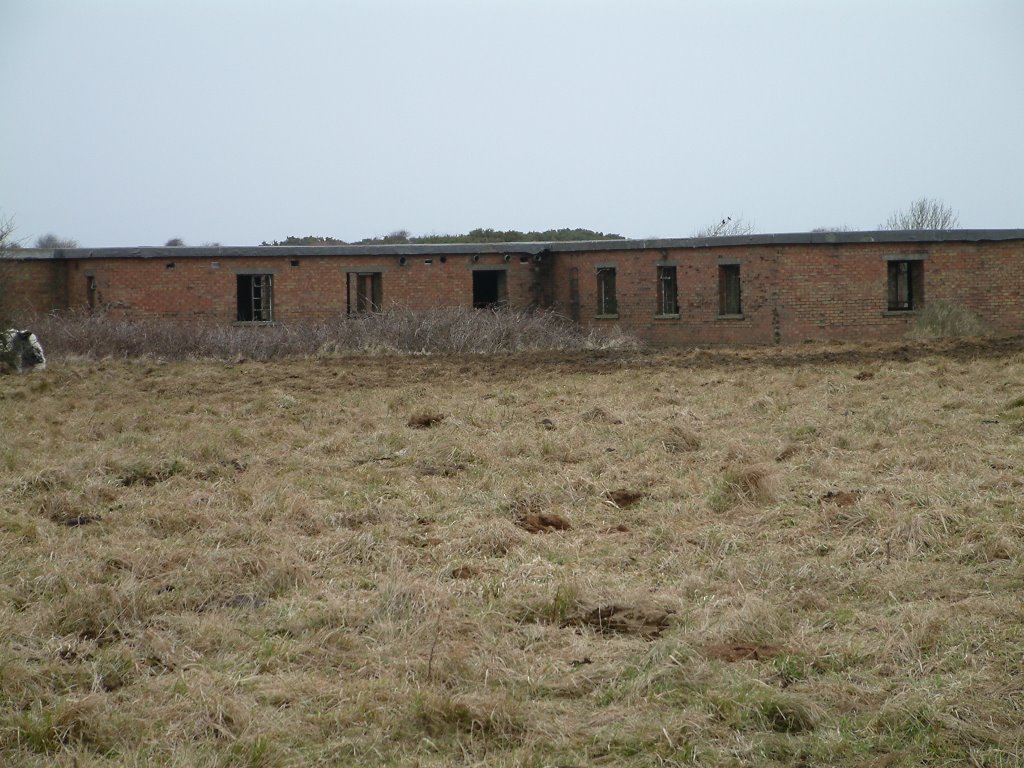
[1,346,1023,766]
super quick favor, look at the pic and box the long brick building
[2,229,1022,345]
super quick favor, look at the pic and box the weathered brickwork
[0,255,67,320]
[555,237,1024,344]
[3,232,1022,345]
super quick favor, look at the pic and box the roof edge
[4,229,1023,261]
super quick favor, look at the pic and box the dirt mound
[604,489,645,508]
[517,513,571,533]
[705,642,783,662]
[420,463,466,477]
[408,412,445,429]
[61,514,101,527]
[711,465,775,512]
[451,565,483,579]
[571,603,674,638]
[581,407,623,425]
[663,425,701,453]
[820,489,861,507]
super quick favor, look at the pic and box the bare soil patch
[570,604,675,638]
[517,512,572,533]
[705,642,785,662]
[604,488,646,508]
[408,411,446,429]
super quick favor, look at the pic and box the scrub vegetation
[2,339,1023,766]
[262,228,626,247]
[28,309,638,361]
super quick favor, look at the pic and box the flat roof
[4,229,1024,261]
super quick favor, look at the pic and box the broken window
[237,274,273,322]
[718,264,741,315]
[887,260,923,311]
[597,267,617,316]
[86,275,98,311]
[472,270,507,308]
[657,266,678,315]
[347,272,383,314]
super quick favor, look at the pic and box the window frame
[596,266,618,317]
[656,265,679,317]
[236,272,275,323]
[886,258,924,312]
[718,262,742,317]
[347,271,384,314]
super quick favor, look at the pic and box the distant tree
[692,216,755,238]
[35,233,78,248]
[262,228,626,246]
[356,227,625,245]
[165,238,185,247]
[260,235,348,246]
[810,225,853,233]
[879,198,959,230]
[0,213,16,251]
[0,213,18,325]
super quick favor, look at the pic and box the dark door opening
[472,270,507,308]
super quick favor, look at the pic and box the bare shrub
[29,308,641,360]
[908,301,988,340]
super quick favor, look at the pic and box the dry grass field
[2,339,1023,766]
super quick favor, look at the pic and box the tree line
[260,227,627,247]
[0,198,965,253]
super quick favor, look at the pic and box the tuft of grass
[908,301,988,339]
[709,465,776,513]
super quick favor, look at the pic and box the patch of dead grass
[2,344,1023,765]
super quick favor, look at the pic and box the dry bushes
[909,301,988,339]
[29,307,640,360]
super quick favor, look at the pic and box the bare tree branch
[35,233,78,248]
[692,216,756,238]
[0,213,18,251]
[880,198,959,230]
[810,225,853,233]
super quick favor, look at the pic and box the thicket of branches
[28,308,640,360]
[879,197,959,230]
[691,216,756,238]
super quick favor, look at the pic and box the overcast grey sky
[1,0,1022,247]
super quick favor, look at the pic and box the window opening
[472,270,507,308]
[718,264,741,315]
[597,267,617,315]
[86,276,98,311]
[658,266,678,315]
[887,260,922,311]
[237,274,273,322]
[347,272,383,314]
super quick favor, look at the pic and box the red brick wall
[553,239,1024,344]
[61,250,543,322]
[553,246,780,344]
[10,237,1024,344]
[0,258,67,322]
